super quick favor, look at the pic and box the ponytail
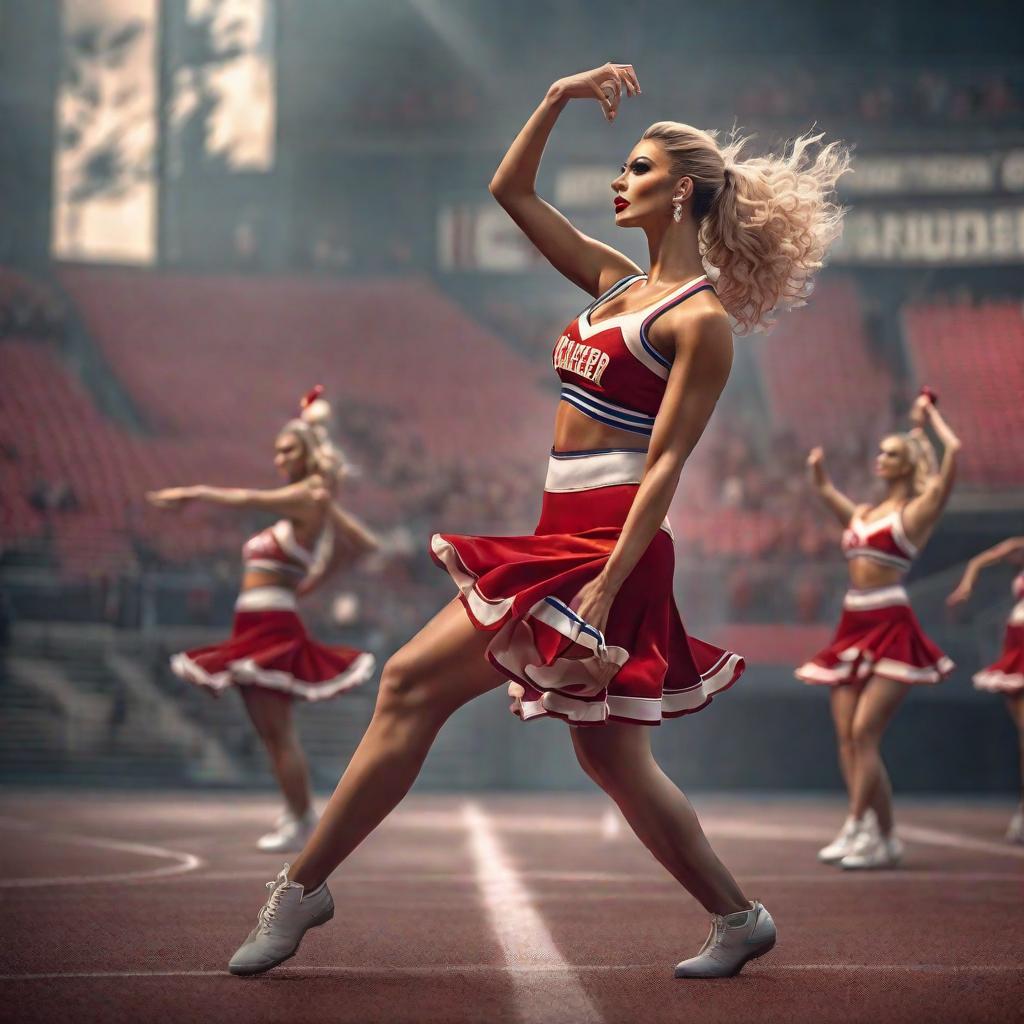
[642,123,851,334]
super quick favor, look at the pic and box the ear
[673,175,695,203]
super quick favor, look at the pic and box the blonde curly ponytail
[642,123,851,334]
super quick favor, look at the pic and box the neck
[644,217,706,286]
[885,479,915,503]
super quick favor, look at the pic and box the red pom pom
[300,384,324,410]
[919,385,939,406]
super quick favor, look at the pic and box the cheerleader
[947,536,1024,842]
[798,392,960,869]
[227,62,850,979]
[147,388,378,852]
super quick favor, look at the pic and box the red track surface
[2,792,1022,1024]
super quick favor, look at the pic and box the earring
[672,201,682,223]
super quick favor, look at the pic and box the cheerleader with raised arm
[225,62,850,980]
[147,388,378,852]
[798,392,959,869]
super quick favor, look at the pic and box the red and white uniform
[972,572,1024,694]
[431,275,744,726]
[170,519,375,700]
[797,508,954,686]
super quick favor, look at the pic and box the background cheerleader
[947,536,1024,842]
[146,388,378,852]
[798,392,960,869]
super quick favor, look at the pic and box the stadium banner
[832,206,1024,265]
[439,202,1024,269]
[52,0,159,264]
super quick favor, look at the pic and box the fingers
[614,63,641,96]
[588,78,615,120]
[591,63,640,121]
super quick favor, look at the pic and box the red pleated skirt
[430,448,744,726]
[796,585,954,686]
[170,587,375,701]
[973,604,1024,694]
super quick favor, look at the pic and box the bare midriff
[241,569,301,593]
[846,560,905,591]
[552,403,650,455]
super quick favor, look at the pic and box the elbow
[946,436,962,454]
[488,177,531,209]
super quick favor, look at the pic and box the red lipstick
[614,197,630,212]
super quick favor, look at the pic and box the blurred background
[1,0,1021,795]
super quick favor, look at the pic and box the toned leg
[1005,694,1024,800]
[829,683,859,805]
[240,687,311,818]
[290,600,502,890]
[849,675,908,835]
[572,723,748,915]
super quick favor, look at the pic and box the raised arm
[146,480,324,519]
[947,536,1024,606]
[572,308,733,639]
[903,399,961,535]
[489,63,643,297]
[806,447,858,527]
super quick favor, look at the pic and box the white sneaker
[1006,806,1024,844]
[257,809,318,853]
[817,809,878,864]
[228,864,334,976]
[840,830,903,870]
[674,901,777,979]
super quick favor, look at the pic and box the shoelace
[256,874,289,933]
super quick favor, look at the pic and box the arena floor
[1,791,1021,1024]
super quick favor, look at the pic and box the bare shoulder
[668,306,734,372]
[651,293,732,353]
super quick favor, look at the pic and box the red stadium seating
[903,301,1024,488]
[753,278,895,448]
[1,270,559,577]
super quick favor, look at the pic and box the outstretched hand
[146,487,193,510]
[554,63,641,122]
[806,446,826,485]
[909,394,931,428]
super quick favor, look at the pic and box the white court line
[899,824,1024,860]
[143,868,1023,887]
[2,963,1021,982]
[462,801,604,1024]
[0,819,203,888]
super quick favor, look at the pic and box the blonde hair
[278,398,349,485]
[891,432,933,495]
[641,122,851,334]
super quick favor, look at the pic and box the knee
[375,651,436,720]
[574,746,603,788]
[258,722,294,757]
[836,732,855,757]
[851,721,881,752]
[574,745,645,798]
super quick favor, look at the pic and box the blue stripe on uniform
[560,385,655,426]
[581,274,646,325]
[549,447,649,459]
[544,596,607,646]
[639,283,716,368]
[560,395,654,436]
